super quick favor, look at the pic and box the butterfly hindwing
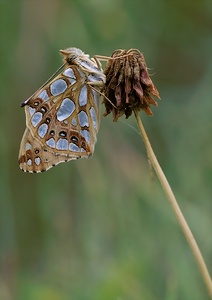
[19,48,105,173]
[19,128,82,173]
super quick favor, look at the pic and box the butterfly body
[19,48,105,173]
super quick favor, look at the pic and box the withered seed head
[103,49,161,121]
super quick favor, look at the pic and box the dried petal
[103,48,160,121]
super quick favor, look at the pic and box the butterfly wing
[19,65,101,172]
[19,128,80,173]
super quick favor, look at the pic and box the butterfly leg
[87,80,105,86]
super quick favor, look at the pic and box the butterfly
[19,47,106,173]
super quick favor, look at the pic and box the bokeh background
[0,0,212,299]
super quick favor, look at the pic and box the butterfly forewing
[19,48,105,173]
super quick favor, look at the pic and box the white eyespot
[56,138,68,150]
[46,138,55,148]
[31,112,43,127]
[78,111,89,127]
[79,86,87,106]
[50,79,67,96]
[57,98,75,121]
[38,123,48,138]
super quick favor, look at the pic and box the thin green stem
[134,109,212,298]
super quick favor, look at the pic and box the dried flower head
[103,49,161,121]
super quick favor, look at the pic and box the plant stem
[134,109,212,298]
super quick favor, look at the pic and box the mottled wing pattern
[19,48,105,173]
[19,128,78,173]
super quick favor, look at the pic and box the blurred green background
[0,0,211,299]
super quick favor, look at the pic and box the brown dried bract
[103,49,161,121]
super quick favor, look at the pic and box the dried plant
[102,49,212,297]
[103,49,160,121]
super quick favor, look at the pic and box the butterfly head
[60,47,104,77]
[60,48,89,64]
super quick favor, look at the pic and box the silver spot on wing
[71,118,77,126]
[35,157,41,166]
[79,86,87,106]
[27,159,32,166]
[69,143,80,152]
[63,68,76,84]
[56,138,68,150]
[80,129,90,144]
[31,112,43,127]
[29,106,36,116]
[57,98,75,122]
[78,111,89,127]
[38,123,48,138]
[26,143,32,150]
[38,89,49,101]
[50,79,67,96]
[63,67,76,78]
[89,107,97,130]
[46,138,55,148]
